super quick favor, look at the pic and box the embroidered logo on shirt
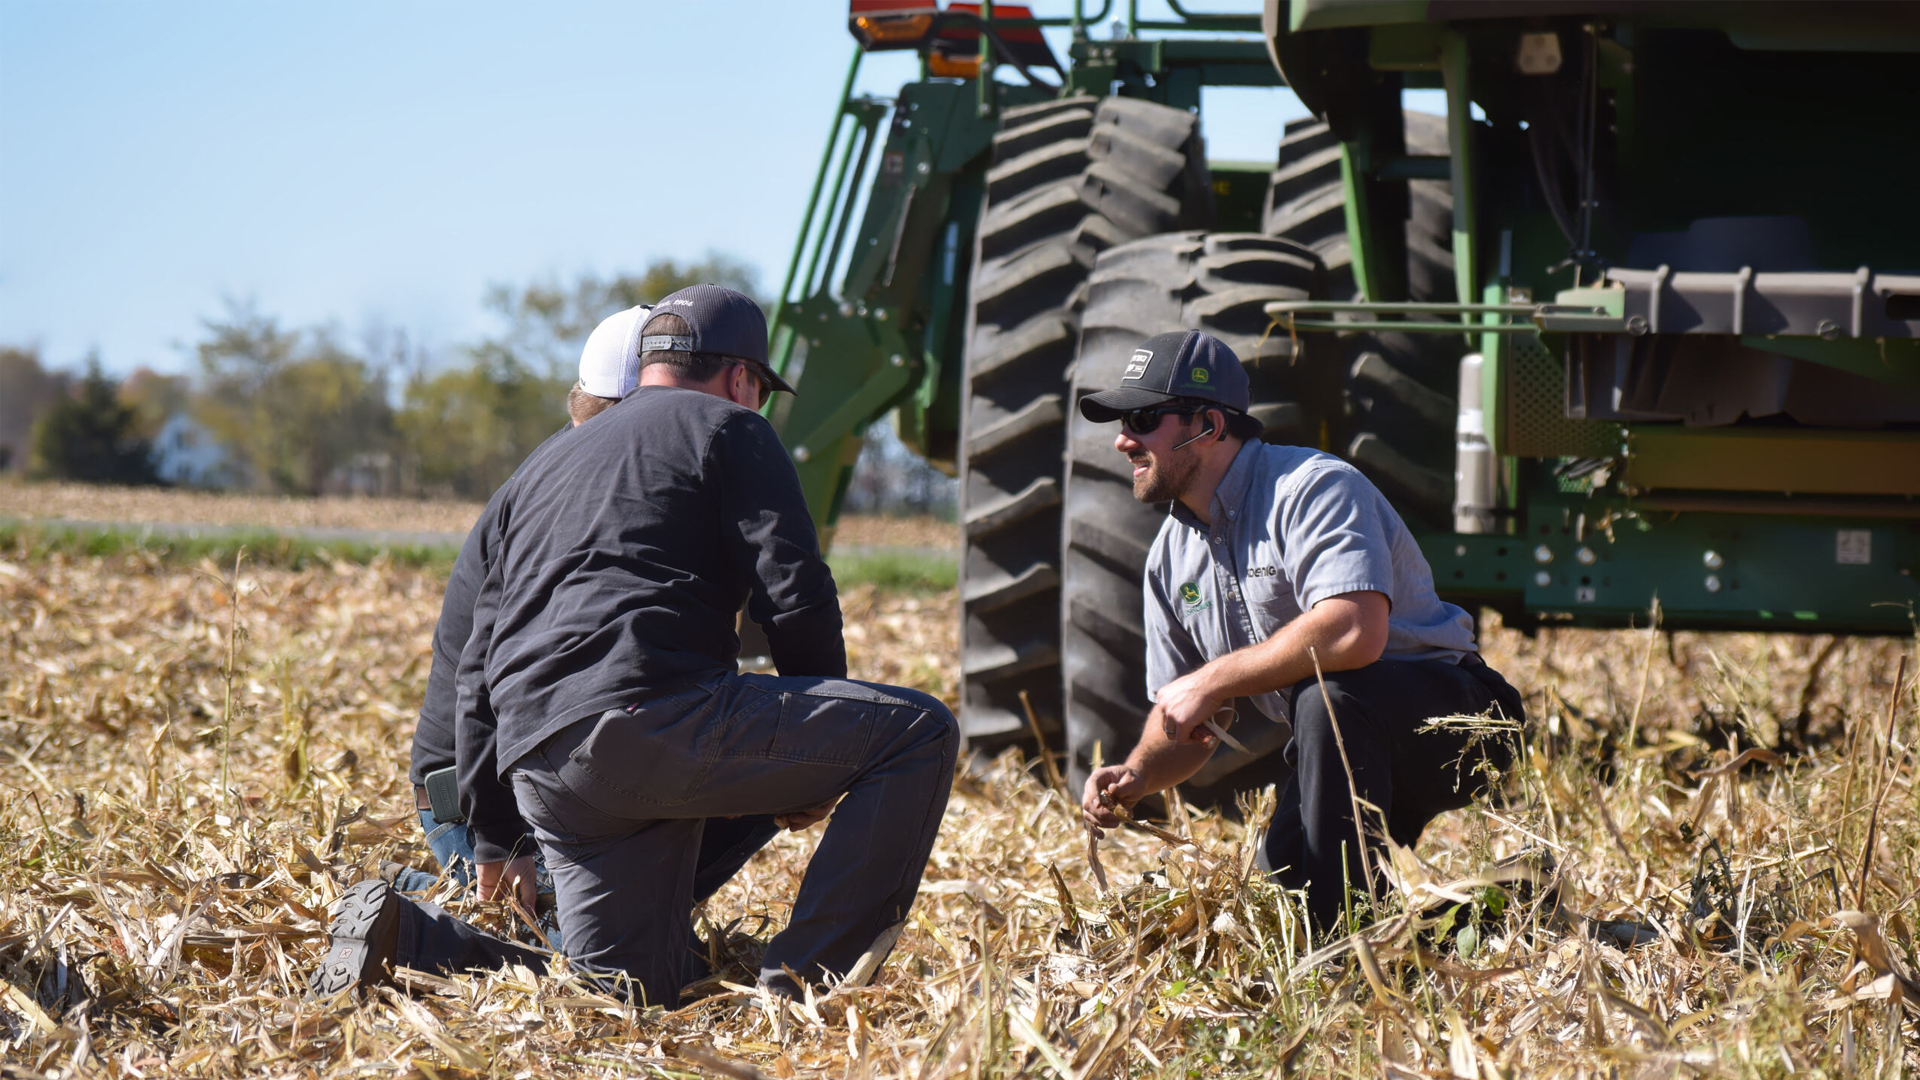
[1177,580,1213,617]
[1248,565,1279,578]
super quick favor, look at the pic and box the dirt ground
[2,540,1916,1077]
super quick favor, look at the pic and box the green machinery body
[764,0,1920,659]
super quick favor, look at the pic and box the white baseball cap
[577,304,651,399]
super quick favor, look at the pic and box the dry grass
[0,480,953,552]
[3,541,1917,1078]
[831,516,957,550]
[0,480,485,536]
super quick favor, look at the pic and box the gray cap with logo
[1078,329,1249,422]
[639,284,798,395]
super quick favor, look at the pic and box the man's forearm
[1123,705,1217,794]
[1189,593,1388,702]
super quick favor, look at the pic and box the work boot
[310,880,402,998]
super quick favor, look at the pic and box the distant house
[152,413,233,488]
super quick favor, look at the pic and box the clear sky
[0,0,1390,377]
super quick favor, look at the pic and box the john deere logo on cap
[1188,367,1210,385]
[1122,350,1152,381]
[1179,582,1201,605]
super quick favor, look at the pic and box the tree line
[3,259,750,498]
[3,256,956,515]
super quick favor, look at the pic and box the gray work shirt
[1144,440,1476,723]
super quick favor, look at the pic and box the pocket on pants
[566,683,719,808]
[757,685,877,768]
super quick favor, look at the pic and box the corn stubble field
[3,514,1919,1078]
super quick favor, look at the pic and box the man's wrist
[469,826,533,866]
[1188,661,1230,706]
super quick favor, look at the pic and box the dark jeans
[510,671,959,1007]
[391,813,781,978]
[1258,655,1524,934]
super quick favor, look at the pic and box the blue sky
[0,0,1415,377]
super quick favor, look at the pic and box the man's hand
[476,854,538,914]
[1155,669,1227,747]
[775,796,840,832]
[1081,765,1147,837]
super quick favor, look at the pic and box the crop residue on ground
[2,541,1916,1077]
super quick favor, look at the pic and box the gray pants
[510,671,958,1006]
[390,814,780,980]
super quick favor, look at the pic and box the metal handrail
[1129,0,1261,33]
[771,48,864,331]
[1262,298,1611,336]
[1266,300,1538,317]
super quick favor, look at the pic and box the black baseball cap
[1078,329,1249,422]
[640,284,797,395]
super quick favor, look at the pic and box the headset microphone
[1171,414,1218,451]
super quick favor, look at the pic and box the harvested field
[0,481,955,551]
[0,481,487,537]
[2,541,1917,1077]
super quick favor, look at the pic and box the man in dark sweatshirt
[312,302,786,997]
[396,302,654,898]
[433,285,952,1006]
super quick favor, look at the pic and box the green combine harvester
[761,0,1920,793]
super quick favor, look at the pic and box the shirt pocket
[1240,538,1291,607]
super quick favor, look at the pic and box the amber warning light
[848,0,1057,81]
[849,0,939,50]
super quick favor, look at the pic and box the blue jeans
[512,672,958,1005]
[389,810,476,894]
[395,807,562,952]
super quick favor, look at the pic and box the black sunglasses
[1120,404,1202,436]
[731,360,774,403]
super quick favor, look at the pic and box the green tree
[192,303,396,495]
[119,367,193,440]
[398,354,565,497]
[0,346,70,474]
[397,257,760,497]
[28,359,160,485]
[475,256,762,378]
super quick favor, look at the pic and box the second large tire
[1263,112,1463,527]
[958,95,1212,749]
[1060,232,1335,796]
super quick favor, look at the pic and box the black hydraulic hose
[1527,104,1579,248]
[1574,26,1600,265]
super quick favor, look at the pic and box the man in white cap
[312,305,789,996]
[456,285,953,1007]
[399,303,654,898]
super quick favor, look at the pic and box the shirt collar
[1168,439,1264,531]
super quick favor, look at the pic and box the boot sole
[310,880,401,998]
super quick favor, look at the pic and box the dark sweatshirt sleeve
[710,412,847,679]
[407,521,488,786]
[454,530,535,865]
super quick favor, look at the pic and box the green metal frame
[1267,0,1920,634]
[771,2,1290,545]
[769,1,1920,637]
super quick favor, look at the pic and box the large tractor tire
[1263,112,1462,527]
[1060,232,1336,798]
[957,95,1211,749]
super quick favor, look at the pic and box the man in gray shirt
[1077,329,1523,933]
